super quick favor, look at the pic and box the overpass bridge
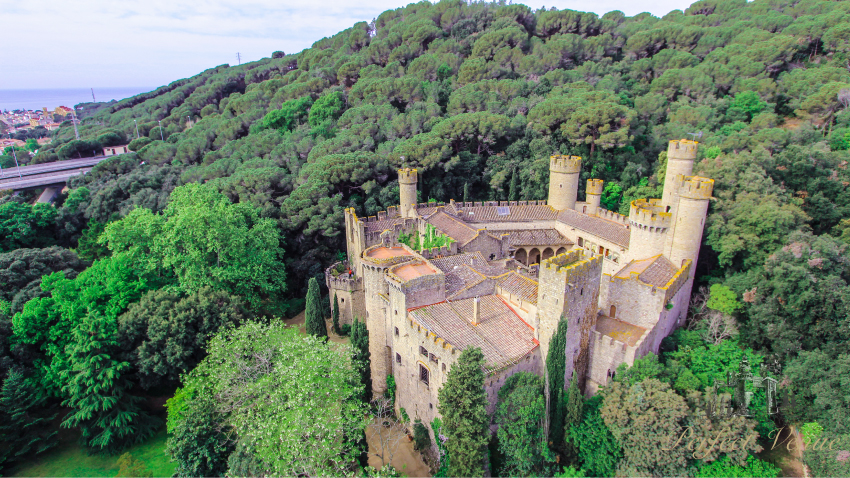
[0,156,115,192]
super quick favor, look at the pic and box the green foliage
[385,374,395,403]
[438,346,488,478]
[174,321,368,476]
[350,318,371,403]
[800,422,824,445]
[0,368,58,468]
[309,91,346,128]
[305,277,328,339]
[127,137,153,151]
[568,395,622,478]
[0,202,58,252]
[545,320,568,448]
[600,182,623,211]
[706,284,741,316]
[332,293,341,335]
[257,96,313,133]
[728,91,768,122]
[802,431,850,478]
[554,465,586,477]
[413,420,431,451]
[494,372,553,477]
[102,183,287,312]
[694,455,781,478]
[165,385,233,477]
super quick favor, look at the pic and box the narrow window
[429,403,433,409]
[442,363,446,372]
[419,365,429,385]
[396,353,401,364]
[429,353,438,363]
[419,346,428,356]
[395,327,399,336]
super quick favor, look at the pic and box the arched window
[610,305,616,317]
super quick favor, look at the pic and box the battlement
[541,250,602,282]
[597,209,629,225]
[668,139,699,160]
[664,260,692,303]
[325,261,363,291]
[398,168,418,184]
[679,176,714,199]
[587,179,604,195]
[550,155,582,173]
[543,249,584,270]
[629,198,672,229]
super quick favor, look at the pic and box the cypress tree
[305,277,328,339]
[546,319,568,449]
[463,182,470,203]
[0,368,59,466]
[508,168,519,202]
[350,319,372,403]
[332,293,341,335]
[563,375,584,463]
[438,346,488,478]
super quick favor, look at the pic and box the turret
[661,139,698,210]
[669,177,714,279]
[398,168,418,218]
[548,155,582,211]
[585,179,603,216]
[628,199,671,260]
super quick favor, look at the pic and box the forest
[1,0,849,475]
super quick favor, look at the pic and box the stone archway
[541,247,555,261]
[556,246,567,255]
[529,247,541,265]
[515,248,527,265]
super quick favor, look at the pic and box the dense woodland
[2,0,850,475]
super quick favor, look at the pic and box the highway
[0,155,114,191]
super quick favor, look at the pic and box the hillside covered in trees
[2,0,850,475]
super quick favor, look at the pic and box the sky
[1,0,696,91]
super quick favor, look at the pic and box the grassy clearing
[8,425,175,477]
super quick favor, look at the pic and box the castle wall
[363,263,393,395]
[460,232,504,260]
[585,327,649,395]
[536,251,602,390]
[326,269,367,326]
[598,274,668,331]
[548,155,582,211]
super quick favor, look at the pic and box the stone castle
[325,139,713,429]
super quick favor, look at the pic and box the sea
[0,87,157,112]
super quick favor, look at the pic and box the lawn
[8,425,176,477]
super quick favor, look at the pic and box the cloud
[0,0,695,89]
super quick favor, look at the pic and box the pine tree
[0,368,58,467]
[305,277,328,339]
[546,319,568,449]
[61,311,158,453]
[350,319,372,403]
[438,346,488,478]
[508,168,519,202]
[332,293,341,335]
[463,182,470,203]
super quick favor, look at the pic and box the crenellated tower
[399,168,418,218]
[627,198,672,261]
[585,179,603,216]
[661,139,698,210]
[548,155,582,211]
[536,249,602,390]
[669,177,714,278]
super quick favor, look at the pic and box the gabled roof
[495,229,573,247]
[426,210,479,245]
[614,254,679,288]
[556,208,630,247]
[408,295,537,372]
[497,272,538,305]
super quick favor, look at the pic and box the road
[0,155,115,191]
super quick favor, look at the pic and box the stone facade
[327,138,714,448]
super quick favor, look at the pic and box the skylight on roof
[496,206,510,216]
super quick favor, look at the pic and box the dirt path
[366,418,431,477]
[282,310,350,345]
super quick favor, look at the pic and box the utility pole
[158,120,164,141]
[236,52,241,65]
[134,119,140,139]
[91,88,96,102]
[8,133,22,178]
[71,111,80,140]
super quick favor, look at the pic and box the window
[429,353,438,363]
[429,403,433,409]
[419,346,428,356]
[419,364,429,386]
[396,353,401,364]
[395,327,399,337]
[442,363,446,372]
[341,297,345,303]
[578,237,584,247]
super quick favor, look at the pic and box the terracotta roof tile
[426,211,479,244]
[497,272,538,305]
[493,229,573,247]
[409,295,537,371]
[614,254,678,287]
[556,209,630,247]
[460,205,558,222]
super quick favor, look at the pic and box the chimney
[472,297,480,325]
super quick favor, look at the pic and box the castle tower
[585,179,603,216]
[398,168,418,218]
[669,177,714,280]
[548,155,582,211]
[661,140,698,210]
[536,250,602,390]
[627,199,672,260]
